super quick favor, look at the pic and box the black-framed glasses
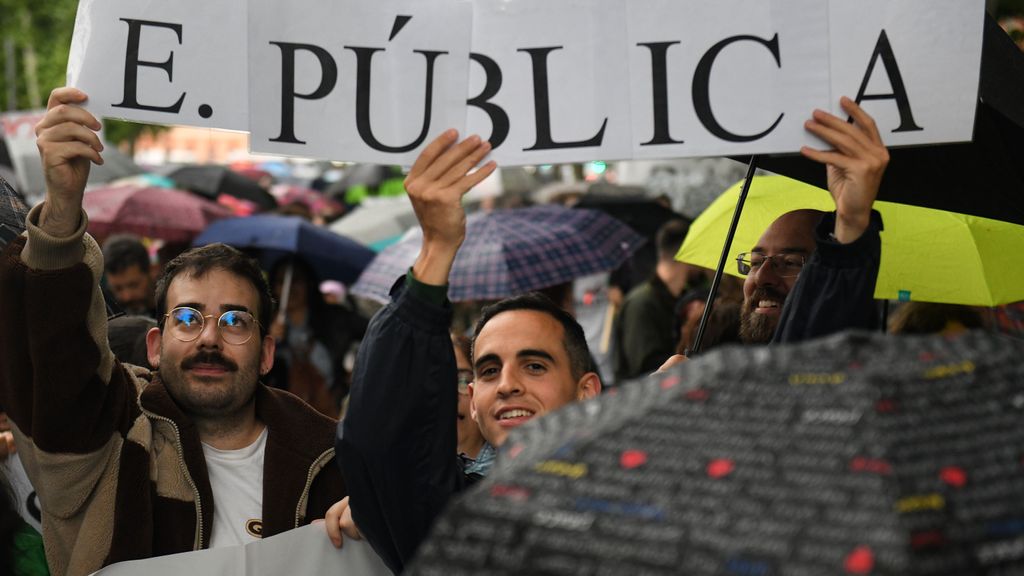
[164,307,260,345]
[457,369,473,395]
[735,252,806,278]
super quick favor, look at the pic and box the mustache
[748,286,786,304]
[181,350,238,372]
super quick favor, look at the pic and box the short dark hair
[103,234,150,275]
[656,219,690,261]
[155,243,274,338]
[108,315,157,366]
[471,292,592,381]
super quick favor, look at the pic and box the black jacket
[773,210,883,343]
[338,279,468,574]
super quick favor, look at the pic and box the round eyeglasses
[164,307,260,345]
[735,252,806,278]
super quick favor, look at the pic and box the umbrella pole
[689,156,759,356]
[277,263,294,327]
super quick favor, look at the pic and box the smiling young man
[0,88,346,576]
[470,296,600,447]
[336,131,601,573]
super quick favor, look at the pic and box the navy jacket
[773,210,883,343]
[337,280,469,574]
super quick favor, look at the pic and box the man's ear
[145,327,162,369]
[259,335,276,377]
[576,372,602,401]
[468,382,479,423]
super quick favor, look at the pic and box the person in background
[452,334,485,461]
[888,302,984,335]
[267,257,366,415]
[612,219,702,381]
[107,315,158,366]
[0,468,48,576]
[102,234,157,318]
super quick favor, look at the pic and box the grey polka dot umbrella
[411,330,1024,575]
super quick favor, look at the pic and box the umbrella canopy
[328,195,419,251]
[272,184,344,218]
[169,165,278,212]
[677,176,1024,307]
[352,205,645,303]
[83,184,233,243]
[410,329,1024,575]
[193,214,375,284]
[576,191,687,238]
[738,16,1024,227]
[0,174,28,246]
[86,145,144,186]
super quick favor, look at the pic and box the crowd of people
[0,83,1014,576]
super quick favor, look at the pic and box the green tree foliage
[0,0,168,149]
[0,0,78,110]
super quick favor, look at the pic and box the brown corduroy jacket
[0,207,346,576]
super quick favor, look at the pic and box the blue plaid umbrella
[194,215,374,284]
[352,205,645,303]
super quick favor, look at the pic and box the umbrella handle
[689,156,759,356]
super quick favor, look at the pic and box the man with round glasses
[0,88,345,576]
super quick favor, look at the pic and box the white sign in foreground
[89,524,391,576]
[67,0,986,165]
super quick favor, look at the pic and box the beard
[159,348,260,418]
[739,287,787,344]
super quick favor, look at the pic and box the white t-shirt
[202,427,268,549]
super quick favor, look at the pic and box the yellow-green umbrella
[677,175,1024,307]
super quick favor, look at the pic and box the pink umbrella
[84,185,233,243]
[272,184,344,218]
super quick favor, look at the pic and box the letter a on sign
[827,0,984,146]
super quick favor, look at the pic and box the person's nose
[494,369,524,398]
[752,257,781,287]
[195,315,222,348]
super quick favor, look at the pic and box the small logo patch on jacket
[246,519,263,538]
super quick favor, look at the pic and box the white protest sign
[248,0,472,165]
[627,0,830,159]
[67,0,249,130]
[828,0,985,147]
[65,0,988,165]
[466,0,634,164]
[89,524,391,576]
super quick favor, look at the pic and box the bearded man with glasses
[735,98,889,345]
[0,88,346,576]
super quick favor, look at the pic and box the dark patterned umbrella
[169,165,278,212]
[410,330,1024,575]
[194,214,375,284]
[0,174,28,247]
[352,205,645,303]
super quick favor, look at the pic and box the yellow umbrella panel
[676,176,1024,307]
